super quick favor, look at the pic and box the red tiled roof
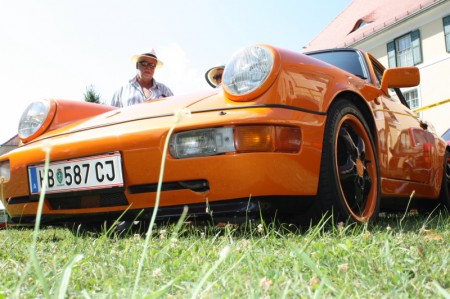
[0,135,19,155]
[1,135,19,146]
[304,0,444,51]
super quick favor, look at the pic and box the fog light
[170,127,235,158]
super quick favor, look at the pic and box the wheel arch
[330,91,378,150]
[438,146,450,210]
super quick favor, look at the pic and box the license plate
[28,152,124,195]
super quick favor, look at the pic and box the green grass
[1,212,449,298]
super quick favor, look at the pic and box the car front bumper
[1,106,326,223]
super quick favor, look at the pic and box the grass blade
[56,254,84,299]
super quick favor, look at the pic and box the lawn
[0,210,449,298]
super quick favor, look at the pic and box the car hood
[34,88,235,140]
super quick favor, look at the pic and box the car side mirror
[380,67,420,95]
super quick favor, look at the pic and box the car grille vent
[48,193,129,210]
[8,196,31,205]
[128,179,209,194]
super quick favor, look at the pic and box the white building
[304,0,450,136]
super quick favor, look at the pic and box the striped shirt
[110,76,173,107]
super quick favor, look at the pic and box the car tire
[438,151,450,210]
[312,99,381,223]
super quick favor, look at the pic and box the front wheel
[314,99,381,223]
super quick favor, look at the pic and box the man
[111,49,173,107]
[205,65,224,88]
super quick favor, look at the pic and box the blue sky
[0,0,352,143]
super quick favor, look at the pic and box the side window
[372,56,402,103]
[387,30,423,67]
[444,15,450,52]
[371,59,384,88]
[307,50,368,79]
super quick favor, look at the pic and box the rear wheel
[439,151,450,210]
[313,99,380,223]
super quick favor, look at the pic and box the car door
[381,94,438,184]
[367,56,433,184]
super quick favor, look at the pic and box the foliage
[84,85,101,104]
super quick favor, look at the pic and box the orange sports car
[0,44,449,225]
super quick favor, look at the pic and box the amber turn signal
[234,125,301,153]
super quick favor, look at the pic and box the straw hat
[131,48,164,69]
[205,65,225,87]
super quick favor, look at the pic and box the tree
[84,85,101,104]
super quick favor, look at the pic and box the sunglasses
[138,61,157,68]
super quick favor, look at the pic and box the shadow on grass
[3,206,448,241]
[27,206,444,241]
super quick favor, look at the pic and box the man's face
[137,58,157,79]
[214,70,223,85]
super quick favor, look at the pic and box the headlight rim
[18,99,57,143]
[222,44,279,101]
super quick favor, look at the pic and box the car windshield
[307,50,367,80]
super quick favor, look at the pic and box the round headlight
[223,45,274,98]
[18,99,54,141]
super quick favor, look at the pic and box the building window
[387,30,422,67]
[404,89,420,111]
[444,15,450,52]
[350,19,369,33]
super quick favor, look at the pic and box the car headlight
[18,99,56,142]
[169,125,301,159]
[223,45,276,101]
